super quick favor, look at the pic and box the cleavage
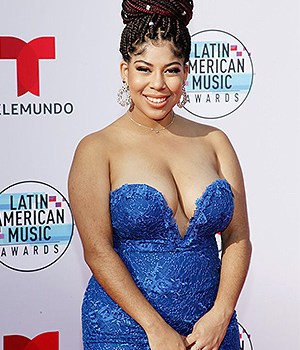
[173,200,191,238]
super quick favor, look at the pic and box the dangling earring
[117,81,132,107]
[177,83,188,108]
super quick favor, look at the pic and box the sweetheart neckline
[110,178,232,240]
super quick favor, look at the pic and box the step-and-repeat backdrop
[1,1,299,349]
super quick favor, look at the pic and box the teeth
[146,96,167,103]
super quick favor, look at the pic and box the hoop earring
[117,81,132,107]
[177,83,188,108]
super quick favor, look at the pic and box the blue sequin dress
[82,179,240,349]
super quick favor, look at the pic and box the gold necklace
[128,112,176,134]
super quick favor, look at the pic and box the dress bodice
[110,178,234,250]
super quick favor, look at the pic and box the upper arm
[211,129,250,242]
[68,133,113,263]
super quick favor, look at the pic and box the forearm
[86,246,166,333]
[213,233,252,320]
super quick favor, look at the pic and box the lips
[145,96,168,104]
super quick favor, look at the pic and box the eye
[136,66,151,73]
[166,67,181,74]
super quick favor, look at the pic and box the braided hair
[120,0,194,63]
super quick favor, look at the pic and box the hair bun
[121,0,193,27]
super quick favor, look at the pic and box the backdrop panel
[1,1,299,349]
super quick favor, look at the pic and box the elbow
[222,229,252,255]
[83,243,115,272]
[246,238,252,258]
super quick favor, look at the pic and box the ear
[183,63,189,81]
[120,60,129,83]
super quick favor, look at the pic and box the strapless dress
[82,179,240,349]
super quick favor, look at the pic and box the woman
[68,1,252,349]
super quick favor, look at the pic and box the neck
[128,110,174,129]
[127,110,176,134]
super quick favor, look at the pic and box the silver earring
[117,81,131,107]
[177,83,188,108]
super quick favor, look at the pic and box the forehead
[131,41,184,64]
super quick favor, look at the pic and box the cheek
[128,72,146,90]
[169,80,183,95]
[128,78,144,93]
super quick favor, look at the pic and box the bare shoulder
[74,129,110,158]
[68,118,127,198]
[180,117,242,184]
[200,125,245,193]
[205,126,233,151]
[72,118,124,163]
[178,116,230,144]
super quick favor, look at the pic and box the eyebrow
[133,60,182,67]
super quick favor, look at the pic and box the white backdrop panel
[0,1,299,349]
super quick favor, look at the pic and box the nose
[149,72,166,90]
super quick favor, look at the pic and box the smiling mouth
[145,96,168,103]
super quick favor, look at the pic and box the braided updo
[120,0,194,62]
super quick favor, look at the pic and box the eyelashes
[166,68,181,74]
[135,66,181,74]
[136,67,151,72]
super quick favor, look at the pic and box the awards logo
[185,29,254,119]
[0,181,74,272]
[239,323,253,350]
